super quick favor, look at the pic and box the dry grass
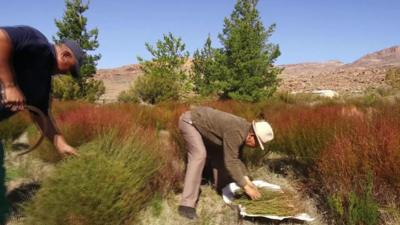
[138,167,327,225]
[6,217,25,225]
[380,203,400,225]
[138,185,242,225]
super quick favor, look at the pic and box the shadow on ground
[242,217,307,225]
[7,181,41,215]
[265,158,309,178]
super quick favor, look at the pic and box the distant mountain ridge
[350,45,400,68]
[95,45,400,101]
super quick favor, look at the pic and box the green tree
[124,33,190,104]
[53,0,104,102]
[215,0,282,101]
[192,36,223,96]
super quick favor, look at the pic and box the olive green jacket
[191,107,251,187]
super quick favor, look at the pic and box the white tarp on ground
[222,180,315,222]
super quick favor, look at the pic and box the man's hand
[57,143,78,157]
[244,184,262,200]
[54,135,78,157]
[2,84,25,111]
[30,110,78,158]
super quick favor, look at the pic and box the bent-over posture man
[178,106,274,219]
[0,25,84,224]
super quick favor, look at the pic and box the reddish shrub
[317,108,400,206]
[52,105,132,149]
[265,105,355,167]
[32,102,186,190]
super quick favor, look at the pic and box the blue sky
[1,0,399,68]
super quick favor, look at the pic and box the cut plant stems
[233,188,303,216]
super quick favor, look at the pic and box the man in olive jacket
[178,106,274,219]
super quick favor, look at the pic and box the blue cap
[61,39,85,77]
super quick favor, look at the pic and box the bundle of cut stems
[233,189,303,216]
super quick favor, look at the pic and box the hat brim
[252,121,265,150]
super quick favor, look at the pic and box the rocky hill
[95,46,400,101]
[350,46,400,68]
[279,46,400,93]
[95,64,142,102]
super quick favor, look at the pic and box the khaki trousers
[179,111,232,208]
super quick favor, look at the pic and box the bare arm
[0,29,14,87]
[30,111,78,157]
[0,29,25,111]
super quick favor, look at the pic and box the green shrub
[81,79,106,102]
[385,67,400,89]
[346,175,379,225]
[0,112,31,141]
[24,132,161,225]
[328,194,344,217]
[129,75,180,104]
[52,75,81,101]
[117,85,139,103]
[52,75,105,102]
[347,191,379,225]
[328,185,379,225]
[134,33,191,104]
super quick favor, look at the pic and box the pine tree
[217,0,282,101]
[192,36,217,96]
[138,33,189,81]
[192,36,231,98]
[53,0,104,102]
